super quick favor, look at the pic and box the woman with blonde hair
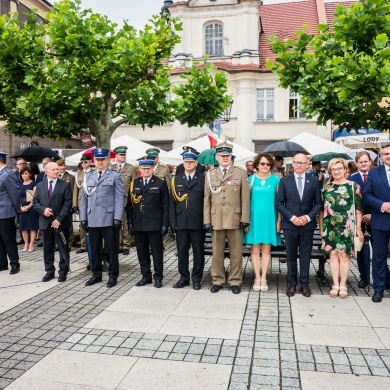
[319,158,364,298]
[243,153,281,292]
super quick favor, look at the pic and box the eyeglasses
[259,162,272,167]
[331,167,344,172]
[81,161,89,164]
[292,161,307,166]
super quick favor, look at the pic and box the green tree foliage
[266,0,390,131]
[0,0,230,146]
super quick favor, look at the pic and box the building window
[256,89,274,121]
[289,92,306,119]
[205,23,223,56]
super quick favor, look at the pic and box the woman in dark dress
[19,167,39,251]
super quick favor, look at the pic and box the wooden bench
[204,229,328,285]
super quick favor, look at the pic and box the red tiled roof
[259,0,319,70]
[325,1,356,32]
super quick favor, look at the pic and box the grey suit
[0,166,20,270]
[277,173,322,287]
[80,169,125,279]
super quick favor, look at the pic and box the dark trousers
[89,226,119,279]
[356,224,371,281]
[284,228,314,287]
[371,228,390,292]
[176,229,205,283]
[0,217,19,268]
[134,230,163,281]
[43,226,69,276]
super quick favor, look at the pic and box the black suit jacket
[169,172,205,230]
[127,175,169,232]
[36,172,46,183]
[33,179,72,230]
[349,172,371,215]
[277,173,322,230]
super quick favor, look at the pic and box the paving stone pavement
[0,238,389,389]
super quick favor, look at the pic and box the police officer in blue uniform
[127,158,169,288]
[170,151,205,290]
[80,148,125,288]
[0,152,20,274]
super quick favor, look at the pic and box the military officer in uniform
[170,150,205,290]
[175,146,206,176]
[73,155,93,254]
[110,146,137,255]
[80,148,125,288]
[0,152,20,274]
[146,148,171,190]
[57,159,76,249]
[204,142,250,294]
[127,158,169,288]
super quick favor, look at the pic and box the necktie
[297,176,303,199]
[223,169,227,177]
[144,179,148,189]
[98,171,102,181]
[188,175,192,183]
[48,180,53,198]
[363,173,367,184]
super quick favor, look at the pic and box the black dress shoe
[87,264,91,271]
[37,242,43,247]
[173,280,190,289]
[107,278,117,288]
[42,273,55,282]
[210,284,222,293]
[358,279,368,288]
[135,278,153,287]
[16,239,25,245]
[122,249,129,256]
[231,285,241,294]
[193,282,201,290]
[85,276,102,286]
[0,265,9,271]
[154,280,163,288]
[118,249,123,254]
[372,291,383,303]
[76,249,86,254]
[286,285,296,297]
[58,275,67,282]
[10,267,20,275]
[300,286,312,297]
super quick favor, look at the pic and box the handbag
[351,182,363,253]
[26,189,35,203]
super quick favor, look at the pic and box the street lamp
[209,99,234,130]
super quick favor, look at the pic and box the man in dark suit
[36,157,51,183]
[0,152,20,274]
[277,153,322,297]
[127,158,169,288]
[349,151,372,288]
[170,151,205,290]
[33,162,72,282]
[364,144,390,302]
[80,148,125,288]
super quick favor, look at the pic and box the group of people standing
[1,142,390,303]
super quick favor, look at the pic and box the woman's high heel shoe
[253,279,261,292]
[260,279,268,292]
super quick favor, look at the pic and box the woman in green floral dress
[319,158,364,298]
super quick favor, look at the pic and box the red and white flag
[203,124,218,147]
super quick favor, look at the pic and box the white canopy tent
[159,135,256,168]
[289,132,350,156]
[65,135,167,166]
[346,148,377,161]
[334,133,389,149]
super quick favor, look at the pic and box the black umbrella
[12,146,61,162]
[263,141,309,157]
[53,228,71,272]
[363,231,371,288]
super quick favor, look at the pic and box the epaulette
[234,166,247,173]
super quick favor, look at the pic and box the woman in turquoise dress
[243,153,281,292]
[319,158,364,298]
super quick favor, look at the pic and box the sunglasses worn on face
[81,161,89,164]
[259,162,272,167]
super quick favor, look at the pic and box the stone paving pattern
[0,238,389,389]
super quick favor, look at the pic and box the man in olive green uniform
[204,142,250,294]
[73,155,93,254]
[57,159,76,249]
[146,148,171,190]
[110,146,137,255]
